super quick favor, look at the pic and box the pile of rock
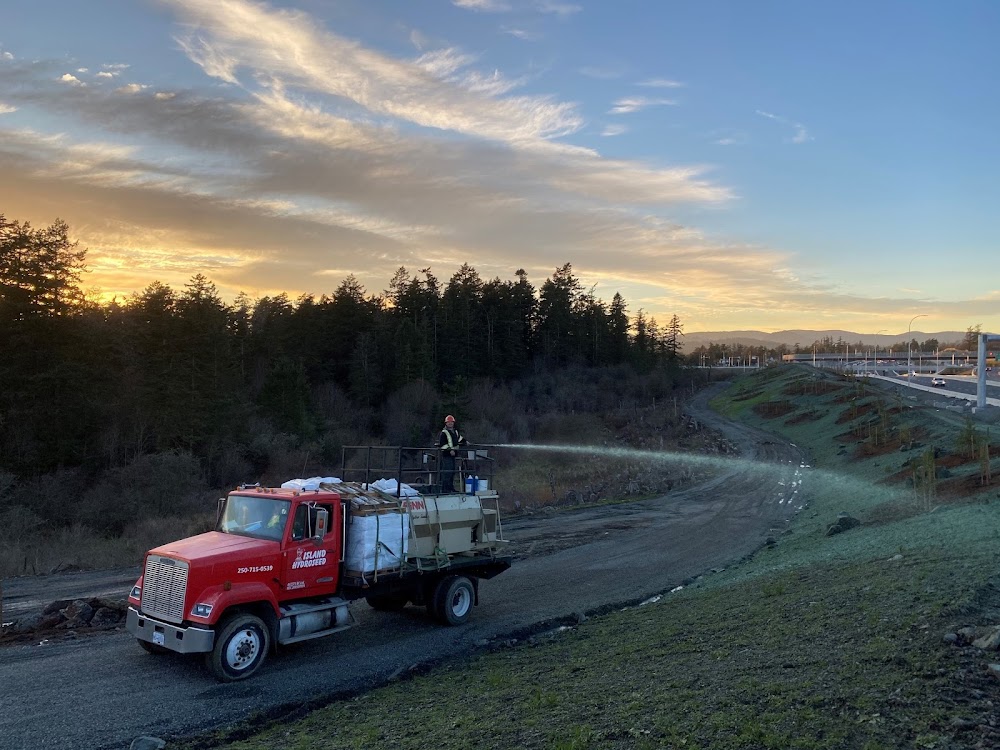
[2,597,127,641]
[944,625,1000,651]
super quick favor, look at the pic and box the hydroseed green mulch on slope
[186,550,1000,750]
[182,367,1000,750]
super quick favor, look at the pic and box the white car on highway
[930,377,946,387]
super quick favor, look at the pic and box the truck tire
[206,613,270,682]
[433,575,474,626]
[137,639,168,655]
[365,594,408,612]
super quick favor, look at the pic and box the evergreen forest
[0,213,699,572]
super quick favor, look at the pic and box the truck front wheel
[206,613,270,682]
[433,575,474,626]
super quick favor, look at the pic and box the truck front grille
[141,555,189,624]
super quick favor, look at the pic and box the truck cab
[127,486,349,680]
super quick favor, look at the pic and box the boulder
[10,612,64,633]
[825,514,861,536]
[973,625,1000,651]
[957,627,980,645]
[61,599,95,624]
[41,599,73,616]
[89,607,122,629]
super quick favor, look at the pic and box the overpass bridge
[779,333,999,409]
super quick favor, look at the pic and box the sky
[1,0,998,334]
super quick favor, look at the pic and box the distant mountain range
[682,330,968,350]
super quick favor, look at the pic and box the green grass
[176,366,1000,750]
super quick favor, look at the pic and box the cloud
[609,96,676,114]
[14,0,923,330]
[167,0,582,142]
[413,47,478,78]
[502,26,542,41]
[453,0,511,11]
[452,0,577,14]
[755,109,812,144]
[59,73,85,86]
[2,51,13,61]
[637,78,683,88]
[536,1,581,15]
[97,65,127,78]
[709,129,747,146]
[0,72,733,307]
[115,83,149,95]
[3,102,981,330]
[0,102,16,114]
[409,29,430,51]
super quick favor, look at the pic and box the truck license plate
[152,631,165,646]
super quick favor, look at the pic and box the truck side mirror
[216,497,226,528]
[313,508,329,545]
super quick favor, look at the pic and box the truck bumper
[126,606,215,654]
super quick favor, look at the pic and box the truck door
[281,500,341,596]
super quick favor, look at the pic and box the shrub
[76,451,208,535]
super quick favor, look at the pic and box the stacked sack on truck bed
[282,476,419,576]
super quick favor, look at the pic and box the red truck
[126,447,510,681]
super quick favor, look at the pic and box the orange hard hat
[444,414,455,423]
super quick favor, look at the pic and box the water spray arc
[494,442,914,515]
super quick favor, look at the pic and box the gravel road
[0,384,805,750]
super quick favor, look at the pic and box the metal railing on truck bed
[339,445,497,497]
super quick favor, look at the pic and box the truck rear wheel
[206,613,270,682]
[433,575,474,626]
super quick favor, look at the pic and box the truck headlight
[130,585,141,599]
[191,603,213,618]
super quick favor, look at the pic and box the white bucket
[477,478,489,492]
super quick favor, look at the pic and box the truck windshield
[218,495,291,541]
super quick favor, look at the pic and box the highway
[878,372,1000,406]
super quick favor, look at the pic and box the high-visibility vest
[440,427,462,450]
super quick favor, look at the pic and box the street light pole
[872,329,886,374]
[907,314,928,386]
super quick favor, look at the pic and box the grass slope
[179,366,1000,750]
